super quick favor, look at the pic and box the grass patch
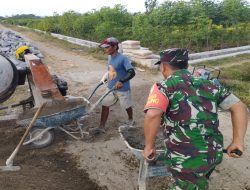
[34,32,107,61]
[194,54,250,67]
[220,63,250,81]
[220,79,250,106]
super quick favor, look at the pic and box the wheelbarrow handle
[94,87,115,106]
[87,87,115,114]
[145,153,157,164]
[87,81,104,100]
[223,149,242,156]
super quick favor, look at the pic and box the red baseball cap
[99,37,119,48]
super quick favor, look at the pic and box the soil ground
[0,24,250,190]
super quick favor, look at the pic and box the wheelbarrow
[192,65,221,80]
[118,126,172,190]
[16,82,114,149]
[192,65,222,86]
[119,126,244,190]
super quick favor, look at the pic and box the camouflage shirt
[158,69,231,173]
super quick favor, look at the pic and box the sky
[0,0,166,17]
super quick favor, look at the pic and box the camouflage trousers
[169,167,215,190]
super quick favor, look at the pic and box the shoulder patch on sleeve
[219,93,240,110]
[144,83,169,112]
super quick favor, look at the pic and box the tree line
[1,0,250,52]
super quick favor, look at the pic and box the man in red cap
[143,48,248,189]
[90,37,136,134]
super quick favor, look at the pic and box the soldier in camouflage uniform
[143,48,248,190]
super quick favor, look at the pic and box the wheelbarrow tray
[17,97,88,127]
[119,126,171,190]
[118,126,165,161]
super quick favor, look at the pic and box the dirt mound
[0,124,106,190]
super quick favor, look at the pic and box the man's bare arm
[227,101,248,157]
[143,109,162,159]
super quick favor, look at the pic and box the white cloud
[0,0,166,17]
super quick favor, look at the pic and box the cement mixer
[0,54,19,103]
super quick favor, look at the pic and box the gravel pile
[0,29,43,67]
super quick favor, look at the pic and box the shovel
[0,102,46,171]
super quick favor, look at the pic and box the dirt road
[0,24,250,190]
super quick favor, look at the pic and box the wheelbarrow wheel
[25,127,55,149]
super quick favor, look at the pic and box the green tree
[72,13,99,40]
[94,4,132,41]
[145,0,158,13]
[59,11,79,36]
[36,13,61,33]
[221,0,250,26]
[200,0,222,24]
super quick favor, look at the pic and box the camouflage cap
[155,48,189,65]
[99,37,119,48]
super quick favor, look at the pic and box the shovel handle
[6,102,46,166]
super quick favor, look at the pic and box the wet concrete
[18,97,89,120]
[120,127,165,150]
